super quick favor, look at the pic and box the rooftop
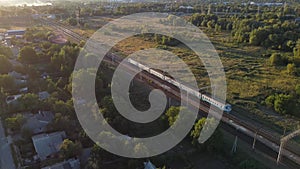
[144,161,156,169]
[32,131,66,160]
[8,71,28,80]
[6,30,25,36]
[41,158,80,169]
[22,111,54,134]
[38,91,50,100]
[7,30,25,33]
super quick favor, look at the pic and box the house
[144,161,156,169]
[38,91,50,100]
[22,111,54,134]
[8,71,28,80]
[8,71,25,79]
[47,15,56,19]
[15,79,27,85]
[32,131,66,160]
[6,94,22,104]
[41,72,49,79]
[41,158,80,169]
[19,87,28,93]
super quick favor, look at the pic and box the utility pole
[231,136,238,153]
[252,131,258,150]
[252,127,261,150]
[186,92,189,106]
[277,129,300,165]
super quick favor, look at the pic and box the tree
[0,74,15,90]
[67,17,78,26]
[5,114,25,132]
[52,100,74,117]
[269,53,285,66]
[100,96,117,118]
[207,20,215,29]
[0,88,6,114]
[274,94,294,115]
[60,139,82,158]
[249,28,269,46]
[0,45,13,58]
[265,95,276,108]
[85,145,104,169]
[18,93,41,112]
[266,94,298,116]
[0,54,12,74]
[287,63,296,75]
[191,118,223,153]
[24,31,33,41]
[41,41,52,50]
[165,106,180,126]
[294,39,300,58]
[191,118,206,144]
[214,24,221,32]
[18,46,38,64]
[51,45,79,76]
[49,113,73,132]
[295,85,300,96]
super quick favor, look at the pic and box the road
[0,118,16,169]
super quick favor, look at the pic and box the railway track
[40,18,85,43]
[41,19,300,168]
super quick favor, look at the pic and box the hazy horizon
[0,0,53,6]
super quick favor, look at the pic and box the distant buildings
[41,158,80,169]
[6,30,25,36]
[248,2,284,7]
[178,5,194,13]
[3,30,26,41]
[32,131,66,160]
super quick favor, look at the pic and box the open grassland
[0,16,34,30]
[208,31,300,132]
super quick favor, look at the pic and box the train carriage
[126,58,232,113]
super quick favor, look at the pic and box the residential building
[41,158,80,169]
[32,131,66,160]
[22,111,54,134]
[144,161,156,169]
[38,91,50,100]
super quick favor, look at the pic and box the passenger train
[127,58,232,112]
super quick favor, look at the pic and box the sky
[0,0,53,6]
